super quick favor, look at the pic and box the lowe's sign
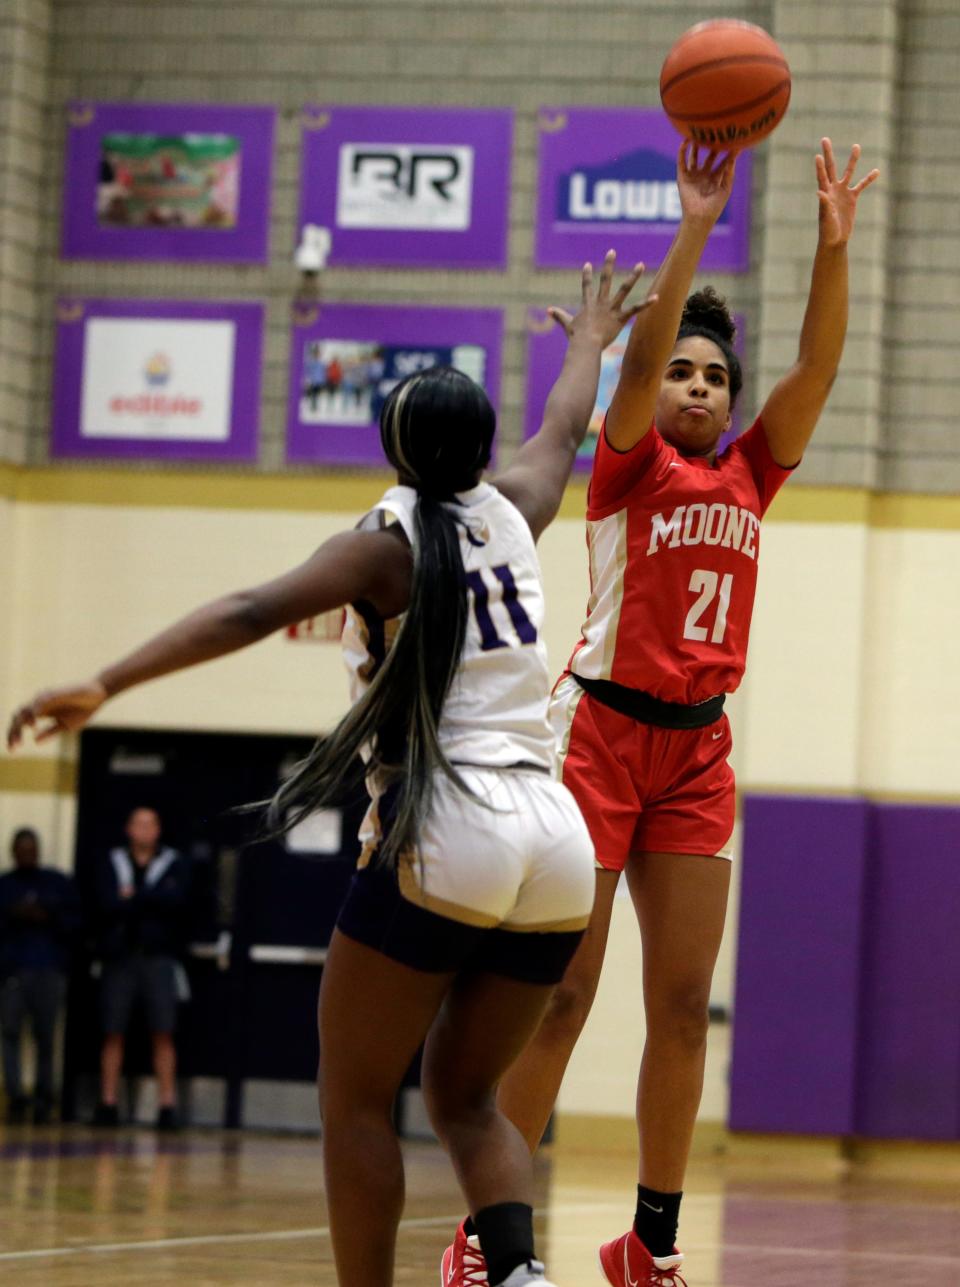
[536,107,751,272]
[560,148,687,224]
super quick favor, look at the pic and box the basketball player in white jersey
[7,254,654,1287]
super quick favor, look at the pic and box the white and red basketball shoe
[598,1229,687,1286]
[441,1220,489,1286]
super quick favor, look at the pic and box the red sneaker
[440,1220,489,1286]
[598,1229,686,1286]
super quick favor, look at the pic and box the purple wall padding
[729,795,871,1134]
[855,805,960,1140]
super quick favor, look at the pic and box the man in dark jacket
[0,828,80,1124]
[94,806,190,1130]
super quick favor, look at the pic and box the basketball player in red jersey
[442,139,878,1287]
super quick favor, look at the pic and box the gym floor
[1,1125,958,1285]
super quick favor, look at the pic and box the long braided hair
[264,367,496,865]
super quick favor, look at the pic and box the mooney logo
[337,143,474,230]
[647,503,759,559]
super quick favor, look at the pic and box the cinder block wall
[31,0,773,470]
[883,0,960,492]
[0,0,51,466]
[2,0,953,492]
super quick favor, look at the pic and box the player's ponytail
[678,286,743,406]
[263,367,495,866]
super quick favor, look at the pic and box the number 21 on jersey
[684,569,733,644]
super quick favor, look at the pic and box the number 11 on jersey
[467,564,538,652]
[684,569,733,644]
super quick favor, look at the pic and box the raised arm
[606,144,736,452]
[758,139,879,467]
[6,527,411,749]
[492,251,653,540]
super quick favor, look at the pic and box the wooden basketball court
[1,1123,958,1285]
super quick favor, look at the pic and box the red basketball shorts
[550,674,735,870]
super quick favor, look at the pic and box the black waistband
[571,674,725,729]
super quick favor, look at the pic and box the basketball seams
[659,20,791,148]
[664,80,791,125]
[660,54,790,100]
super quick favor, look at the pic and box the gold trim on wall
[3,751,956,808]
[2,463,960,527]
[0,756,77,795]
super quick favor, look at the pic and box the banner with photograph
[299,106,513,269]
[523,309,746,474]
[287,304,503,466]
[51,299,264,461]
[61,103,275,262]
[535,107,752,271]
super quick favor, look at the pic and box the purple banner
[523,310,745,474]
[287,303,503,467]
[299,106,512,269]
[61,102,275,263]
[535,107,751,271]
[51,298,264,462]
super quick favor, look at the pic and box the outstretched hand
[816,138,879,247]
[677,142,737,226]
[548,250,656,350]
[6,680,108,750]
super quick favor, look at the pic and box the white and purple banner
[535,107,752,272]
[61,102,275,263]
[51,298,264,461]
[299,106,513,269]
[287,303,502,467]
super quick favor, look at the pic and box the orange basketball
[660,19,791,151]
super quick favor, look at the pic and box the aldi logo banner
[300,107,512,268]
[536,107,752,272]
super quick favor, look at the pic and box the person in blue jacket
[93,806,191,1130]
[0,828,80,1124]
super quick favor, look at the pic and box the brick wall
[36,0,769,472]
[0,0,51,466]
[2,0,957,491]
[883,0,960,492]
[758,0,899,490]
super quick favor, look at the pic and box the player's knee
[422,1070,493,1139]
[647,981,711,1051]
[539,974,597,1043]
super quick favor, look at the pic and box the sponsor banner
[299,106,512,268]
[535,107,752,271]
[287,303,502,466]
[52,298,264,461]
[61,102,275,263]
[523,310,746,474]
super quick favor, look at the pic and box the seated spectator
[0,828,80,1124]
[93,806,190,1131]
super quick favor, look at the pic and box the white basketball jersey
[342,482,556,773]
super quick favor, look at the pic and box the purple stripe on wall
[729,795,870,1134]
[855,805,960,1140]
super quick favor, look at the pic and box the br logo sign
[336,143,474,231]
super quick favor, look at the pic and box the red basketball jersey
[566,418,794,704]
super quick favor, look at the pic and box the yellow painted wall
[2,473,959,1122]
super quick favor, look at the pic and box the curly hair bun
[681,286,736,343]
